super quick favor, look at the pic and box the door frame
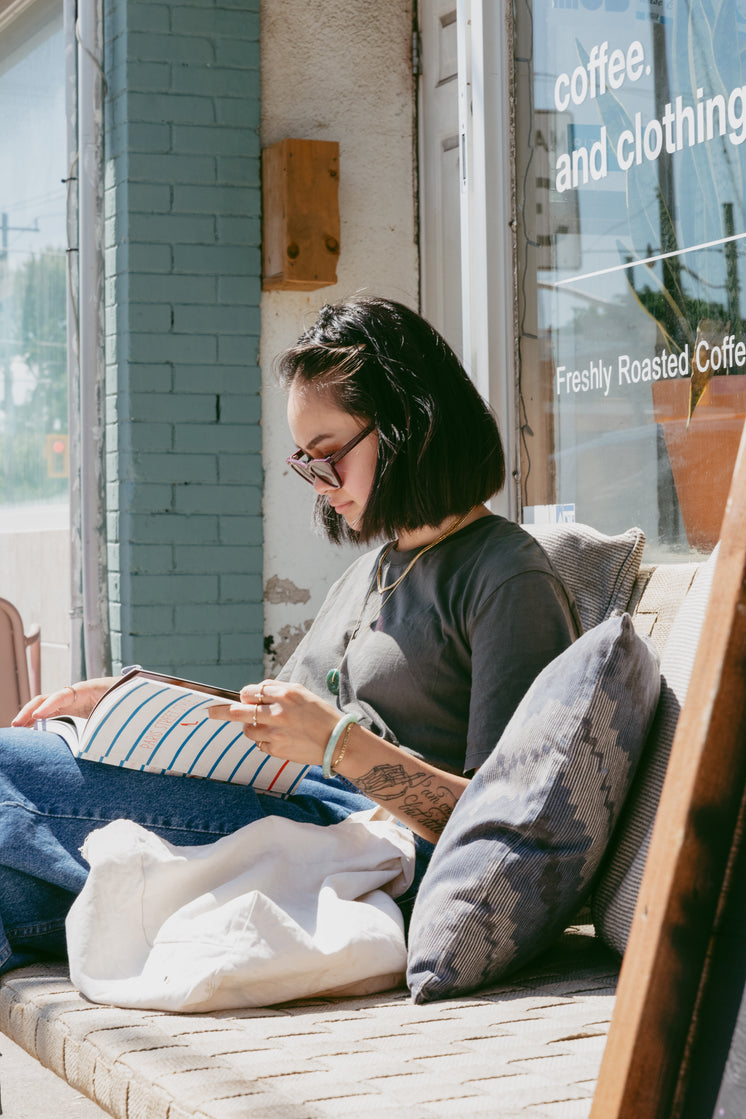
[419,0,518,519]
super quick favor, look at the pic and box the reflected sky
[0,1,66,276]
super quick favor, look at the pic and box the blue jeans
[0,729,433,973]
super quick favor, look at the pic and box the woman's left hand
[206,680,339,767]
[209,680,471,843]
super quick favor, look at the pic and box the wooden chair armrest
[24,624,41,696]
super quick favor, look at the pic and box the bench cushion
[628,561,700,655]
[593,545,718,953]
[407,612,660,1002]
[0,928,619,1119]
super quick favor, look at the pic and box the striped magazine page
[39,670,309,797]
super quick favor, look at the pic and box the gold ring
[252,705,259,727]
[257,684,265,704]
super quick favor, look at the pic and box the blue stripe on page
[84,682,159,759]
[283,766,310,795]
[120,693,187,765]
[226,741,262,783]
[140,697,208,770]
[156,715,209,774]
[206,729,251,779]
[186,722,230,774]
[247,751,273,786]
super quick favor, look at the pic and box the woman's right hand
[11,677,118,727]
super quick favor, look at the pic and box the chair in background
[0,598,41,726]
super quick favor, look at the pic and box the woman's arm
[208,681,469,844]
[335,725,469,842]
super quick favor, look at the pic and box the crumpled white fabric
[66,807,415,1012]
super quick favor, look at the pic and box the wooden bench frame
[592,429,746,1118]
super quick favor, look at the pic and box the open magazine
[36,669,309,796]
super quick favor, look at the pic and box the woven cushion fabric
[524,523,645,633]
[406,613,660,1003]
[627,562,700,655]
[592,546,718,955]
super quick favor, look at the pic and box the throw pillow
[592,546,718,954]
[525,523,645,633]
[406,612,660,1003]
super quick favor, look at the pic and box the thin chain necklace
[376,509,470,605]
[325,510,471,695]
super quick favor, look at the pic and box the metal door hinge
[412,28,422,77]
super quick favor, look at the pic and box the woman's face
[286,383,378,531]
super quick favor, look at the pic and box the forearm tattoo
[353,763,457,835]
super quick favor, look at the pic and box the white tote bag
[66,808,415,1012]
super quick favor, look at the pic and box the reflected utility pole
[650,19,684,547]
[723,202,743,341]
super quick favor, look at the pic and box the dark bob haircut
[277,296,506,544]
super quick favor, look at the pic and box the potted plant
[650,330,746,551]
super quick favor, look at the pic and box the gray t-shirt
[279,516,580,775]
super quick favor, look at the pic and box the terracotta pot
[652,374,746,551]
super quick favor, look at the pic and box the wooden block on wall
[262,138,340,291]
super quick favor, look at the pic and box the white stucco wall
[260,0,418,672]
[0,504,71,694]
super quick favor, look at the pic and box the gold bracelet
[331,721,355,774]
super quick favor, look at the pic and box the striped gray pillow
[592,546,717,954]
[525,523,645,633]
[407,613,660,1002]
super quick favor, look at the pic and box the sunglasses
[286,424,375,488]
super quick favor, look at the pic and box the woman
[5,297,579,973]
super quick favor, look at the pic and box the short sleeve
[465,570,579,772]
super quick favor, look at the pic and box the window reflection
[0,0,67,511]
[516,0,746,558]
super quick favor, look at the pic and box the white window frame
[456,0,518,520]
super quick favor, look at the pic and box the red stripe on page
[266,759,290,791]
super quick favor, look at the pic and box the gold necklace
[375,509,470,605]
[325,510,471,695]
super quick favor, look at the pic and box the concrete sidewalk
[0,1035,108,1117]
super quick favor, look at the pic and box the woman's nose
[313,474,335,495]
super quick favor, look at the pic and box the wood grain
[261,138,340,291]
[590,420,746,1118]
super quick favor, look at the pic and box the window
[515,0,746,557]
[0,0,67,512]
[0,0,70,688]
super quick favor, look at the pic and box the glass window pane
[0,0,67,510]
[515,0,746,559]
[0,0,70,692]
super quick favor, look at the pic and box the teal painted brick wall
[103,0,262,690]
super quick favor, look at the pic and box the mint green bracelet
[322,714,358,779]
